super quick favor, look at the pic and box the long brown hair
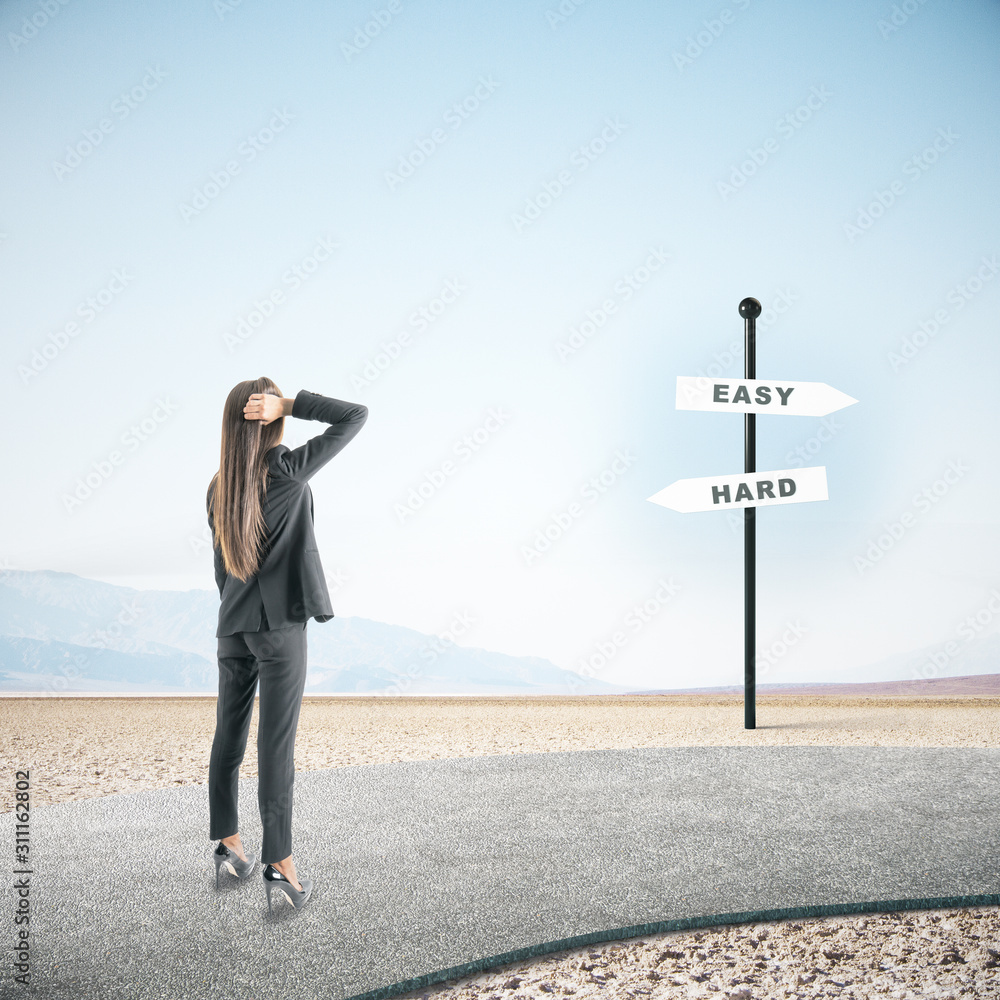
[207,377,285,581]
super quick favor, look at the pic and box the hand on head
[244,393,283,426]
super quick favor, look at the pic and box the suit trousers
[208,616,308,864]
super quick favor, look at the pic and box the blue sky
[3,0,999,689]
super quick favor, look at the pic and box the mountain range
[0,570,996,695]
[0,570,632,695]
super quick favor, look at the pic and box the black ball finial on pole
[741,297,758,730]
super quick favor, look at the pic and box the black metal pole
[739,297,761,730]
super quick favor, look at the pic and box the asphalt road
[1,746,997,1000]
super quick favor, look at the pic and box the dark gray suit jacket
[207,389,368,637]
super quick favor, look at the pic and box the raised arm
[277,389,369,482]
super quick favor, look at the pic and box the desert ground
[2,693,997,998]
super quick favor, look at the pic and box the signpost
[742,299,758,730]
[647,298,857,729]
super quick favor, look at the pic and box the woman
[206,377,368,914]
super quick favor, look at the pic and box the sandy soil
[1,694,998,998]
[398,907,1000,999]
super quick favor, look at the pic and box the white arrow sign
[647,465,828,513]
[676,377,857,416]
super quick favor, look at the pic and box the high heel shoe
[262,864,313,914]
[213,841,258,888]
